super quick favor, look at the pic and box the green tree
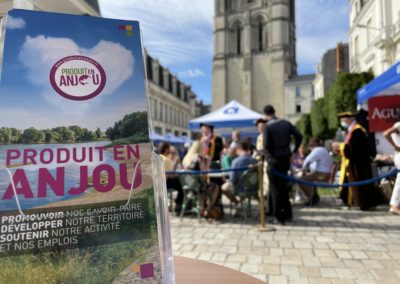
[0,128,12,144]
[295,114,312,143]
[327,71,374,130]
[106,112,148,140]
[310,98,335,140]
[69,126,84,140]
[95,127,102,139]
[22,128,45,144]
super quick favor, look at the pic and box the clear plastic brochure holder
[151,152,175,284]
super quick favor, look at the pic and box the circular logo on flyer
[49,55,106,101]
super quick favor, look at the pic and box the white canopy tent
[189,101,264,136]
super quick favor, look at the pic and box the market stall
[357,61,400,154]
[188,100,263,137]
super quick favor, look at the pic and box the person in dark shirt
[263,105,303,225]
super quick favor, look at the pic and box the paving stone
[260,264,281,275]
[226,254,247,263]
[299,267,321,277]
[281,255,303,266]
[371,269,399,281]
[268,275,288,284]
[350,251,369,260]
[308,277,334,284]
[248,255,263,264]
[335,250,353,259]
[281,265,299,277]
[314,249,336,258]
[211,253,227,262]
[170,197,400,283]
[335,268,356,279]
[320,267,338,278]
[223,262,241,271]
[197,252,213,261]
[240,263,259,274]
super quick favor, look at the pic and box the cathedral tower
[212,0,296,116]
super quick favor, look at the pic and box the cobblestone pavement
[170,197,400,284]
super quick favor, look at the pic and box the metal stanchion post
[257,159,275,232]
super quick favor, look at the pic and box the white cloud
[7,15,26,29]
[178,68,205,78]
[18,35,135,117]
[99,0,213,67]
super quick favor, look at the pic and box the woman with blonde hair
[182,141,203,169]
[182,141,221,218]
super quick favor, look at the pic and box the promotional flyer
[0,9,165,283]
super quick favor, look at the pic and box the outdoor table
[174,256,265,284]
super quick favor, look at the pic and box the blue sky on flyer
[0,10,147,131]
[99,0,349,105]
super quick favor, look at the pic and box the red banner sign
[368,95,400,132]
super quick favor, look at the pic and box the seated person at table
[182,141,220,218]
[222,144,236,170]
[300,138,333,204]
[159,142,184,214]
[169,146,182,171]
[222,142,257,204]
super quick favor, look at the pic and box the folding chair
[179,174,202,222]
[235,167,259,221]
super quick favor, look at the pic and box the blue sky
[99,0,349,105]
[0,9,148,131]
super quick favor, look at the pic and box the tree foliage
[326,71,374,129]
[301,71,375,141]
[295,114,312,143]
[310,98,334,140]
[106,112,148,140]
[0,126,100,144]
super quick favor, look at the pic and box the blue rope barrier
[166,165,400,188]
[166,166,252,175]
[270,168,399,188]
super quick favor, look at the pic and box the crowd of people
[158,104,400,223]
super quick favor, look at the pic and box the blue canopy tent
[179,135,192,145]
[150,131,167,143]
[165,133,185,144]
[188,101,263,135]
[357,61,400,154]
[357,61,400,104]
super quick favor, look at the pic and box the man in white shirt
[300,138,333,204]
[384,121,400,215]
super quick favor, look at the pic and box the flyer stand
[0,10,174,283]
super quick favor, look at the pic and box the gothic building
[212,0,297,116]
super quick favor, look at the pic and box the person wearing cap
[263,105,303,224]
[333,111,384,210]
[383,121,400,215]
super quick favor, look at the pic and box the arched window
[251,16,267,52]
[230,21,243,55]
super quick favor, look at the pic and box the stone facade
[212,0,297,116]
[284,74,315,124]
[314,43,349,100]
[0,0,100,17]
[145,51,197,136]
[349,0,400,75]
